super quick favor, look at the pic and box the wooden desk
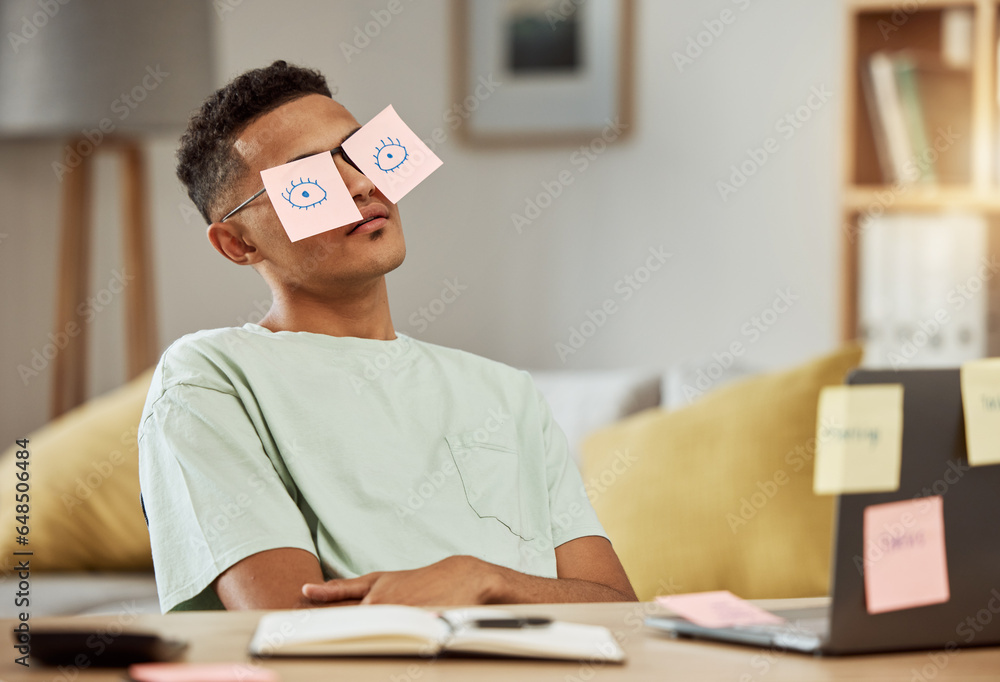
[3,599,1000,681]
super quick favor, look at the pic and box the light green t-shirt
[137,323,607,612]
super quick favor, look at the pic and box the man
[139,60,636,612]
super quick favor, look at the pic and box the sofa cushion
[0,368,155,572]
[580,345,864,601]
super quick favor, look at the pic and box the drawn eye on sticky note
[260,151,362,242]
[342,105,442,204]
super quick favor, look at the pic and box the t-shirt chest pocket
[445,429,534,541]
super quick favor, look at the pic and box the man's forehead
[233,94,358,171]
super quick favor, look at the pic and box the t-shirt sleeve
[138,376,318,613]
[533,384,609,548]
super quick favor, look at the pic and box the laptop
[645,368,1000,655]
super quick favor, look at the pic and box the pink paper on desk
[128,662,278,682]
[260,150,363,242]
[863,495,950,614]
[342,104,443,204]
[655,591,785,628]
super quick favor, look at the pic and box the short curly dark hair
[176,60,333,223]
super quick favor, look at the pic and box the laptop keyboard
[739,607,830,639]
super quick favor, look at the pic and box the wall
[0,0,842,437]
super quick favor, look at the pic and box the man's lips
[347,204,389,235]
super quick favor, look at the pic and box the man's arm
[212,536,635,609]
[213,547,328,609]
[300,536,637,606]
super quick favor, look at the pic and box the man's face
[226,94,406,291]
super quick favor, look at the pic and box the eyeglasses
[219,144,363,223]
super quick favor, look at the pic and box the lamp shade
[0,0,214,137]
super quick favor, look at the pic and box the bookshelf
[842,0,1000,355]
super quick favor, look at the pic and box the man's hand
[302,555,496,606]
[302,537,637,606]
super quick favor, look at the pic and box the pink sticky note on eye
[341,104,443,204]
[655,591,785,628]
[863,496,950,614]
[260,151,362,242]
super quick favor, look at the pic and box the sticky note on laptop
[960,359,1000,467]
[813,384,904,495]
[863,496,950,614]
[655,591,785,628]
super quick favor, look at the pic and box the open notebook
[248,605,625,662]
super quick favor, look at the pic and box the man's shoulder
[155,325,259,391]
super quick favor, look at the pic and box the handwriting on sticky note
[260,151,362,242]
[342,104,443,204]
[961,359,1000,467]
[813,384,904,495]
[862,496,950,614]
[655,591,785,628]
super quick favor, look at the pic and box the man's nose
[335,154,376,199]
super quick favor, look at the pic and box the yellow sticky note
[960,359,1000,467]
[814,384,904,495]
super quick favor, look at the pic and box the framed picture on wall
[452,0,633,146]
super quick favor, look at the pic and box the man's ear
[207,222,263,266]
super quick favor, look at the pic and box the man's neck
[257,277,397,340]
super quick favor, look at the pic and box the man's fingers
[302,575,375,602]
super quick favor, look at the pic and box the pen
[471,617,553,628]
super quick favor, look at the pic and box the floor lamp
[0,0,213,418]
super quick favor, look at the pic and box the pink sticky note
[128,662,278,682]
[863,496,950,614]
[655,591,785,628]
[342,104,443,204]
[260,151,362,242]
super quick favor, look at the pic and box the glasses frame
[219,145,362,223]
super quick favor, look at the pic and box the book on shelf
[248,605,626,662]
[861,50,967,184]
